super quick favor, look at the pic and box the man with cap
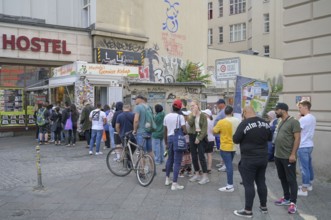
[273,102,301,214]
[133,95,155,160]
[214,98,227,170]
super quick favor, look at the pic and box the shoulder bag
[173,115,187,152]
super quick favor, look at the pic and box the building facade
[281,0,331,178]
[207,0,283,58]
[0,0,209,132]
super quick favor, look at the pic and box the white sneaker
[171,183,184,190]
[111,151,116,155]
[298,188,308,196]
[95,152,103,155]
[218,165,227,172]
[218,186,234,192]
[89,151,93,155]
[198,176,210,185]
[189,175,201,182]
[165,178,172,186]
[299,185,313,191]
[216,163,223,168]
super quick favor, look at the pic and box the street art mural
[162,0,180,33]
[142,44,184,83]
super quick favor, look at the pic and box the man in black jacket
[232,106,272,218]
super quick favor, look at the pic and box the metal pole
[33,144,44,190]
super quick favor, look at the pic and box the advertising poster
[0,88,35,127]
[233,76,270,117]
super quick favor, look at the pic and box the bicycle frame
[123,135,145,171]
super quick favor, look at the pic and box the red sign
[2,34,71,54]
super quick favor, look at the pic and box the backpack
[144,105,156,133]
[36,108,47,126]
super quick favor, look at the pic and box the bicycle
[106,131,155,187]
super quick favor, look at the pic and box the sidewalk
[0,135,330,220]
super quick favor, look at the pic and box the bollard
[33,144,44,190]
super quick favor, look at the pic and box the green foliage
[176,60,211,84]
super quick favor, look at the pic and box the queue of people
[34,97,316,218]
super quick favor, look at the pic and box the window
[208,28,213,45]
[230,0,246,15]
[219,0,223,17]
[219,27,223,43]
[230,23,246,42]
[82,0,91,27]
[264,14,269,33]
[264,45,270,57]
[208,2,213,20]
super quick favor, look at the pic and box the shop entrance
[94,86,107,106]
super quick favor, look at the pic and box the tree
[176,60,211,84]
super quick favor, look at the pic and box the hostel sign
[215,57,240,80]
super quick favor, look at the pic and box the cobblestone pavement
[0,135,330,220]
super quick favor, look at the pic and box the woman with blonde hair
[187,100,209,185]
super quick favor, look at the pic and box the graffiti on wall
[162,0,180,33]
[162,32,185,57]
[97,38,144,52]
[143,44,184,83]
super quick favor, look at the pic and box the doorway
[94,86,108,106]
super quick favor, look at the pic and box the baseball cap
[173,99,182,109]
[202,109,212,117]
[132,95,146,100]
[275,103,289,111]
[216,99,226,104]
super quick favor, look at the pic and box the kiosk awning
[25,85,49,91]
[49,75,78,88]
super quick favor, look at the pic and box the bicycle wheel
[136,154,155,187]
[106,147,132,176]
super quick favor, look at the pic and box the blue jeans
[166,135,183,183]
[136,132,152,153]
[298,147,314,187]
[268,141,275,161]
[89,129,103,153]
[109,126,115,148]
[220,150,235,185]
[215,136,220,150]
[152,138,164,164]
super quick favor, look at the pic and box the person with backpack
[37,102,51,145]
[133,95,155,160]
[89,103,107,155]
[50,106,62,145]
[62,102,75,147]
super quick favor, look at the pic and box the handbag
[173,115,187,152]
[64,112,73,130]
